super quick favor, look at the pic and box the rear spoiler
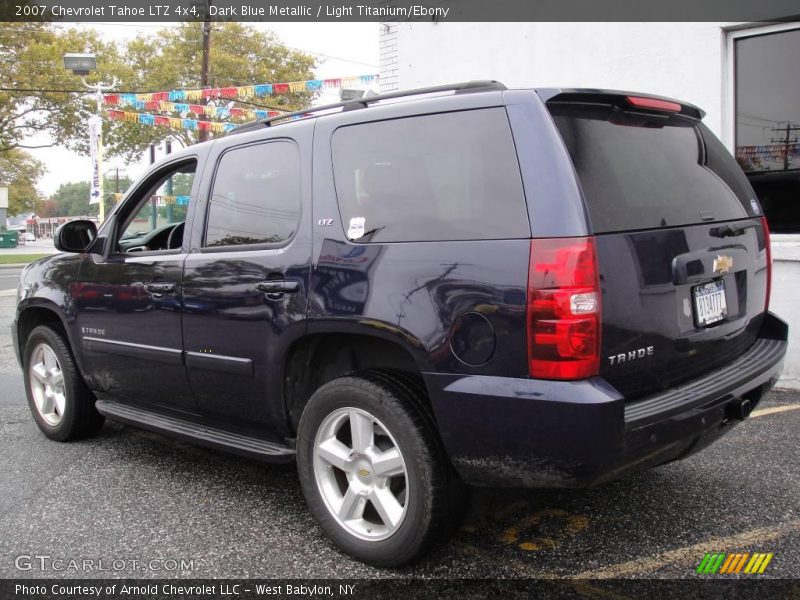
[536,88,705,121]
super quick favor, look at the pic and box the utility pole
[165,141,174,223]
[149,144,157,230]
[769,123,800,171]
[199,0,213,143]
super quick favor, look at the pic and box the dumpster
[0,230,18,248]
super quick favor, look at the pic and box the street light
[63,53,96,76]
[63,52,117,221]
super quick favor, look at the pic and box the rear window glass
[331,108,530,243]
[549,103,752,233]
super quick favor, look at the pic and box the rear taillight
[527,237,601,380]
[761,216,772,313]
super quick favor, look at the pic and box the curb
[0,264,30,269]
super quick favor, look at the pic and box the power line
[0,86,146,94]
[738,111,784,125]
[769,123,800,171]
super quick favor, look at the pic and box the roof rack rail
[230,80,506,134]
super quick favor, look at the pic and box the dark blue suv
[12,82,788,566]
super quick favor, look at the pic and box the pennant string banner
[107,99,285,121]
[107,109,238,133]
[103,74,379,105]
[106,109,312,133]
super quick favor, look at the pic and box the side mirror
[54,220,98,253]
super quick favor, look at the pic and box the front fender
[14,253,84,371]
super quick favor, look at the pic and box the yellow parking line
[750,404,800,418]
[571,519,800,579]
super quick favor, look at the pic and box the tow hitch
[726,397,753,421]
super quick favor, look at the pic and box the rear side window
[331,108,530,243]
[205,141,301,248]
[549,104,751,233]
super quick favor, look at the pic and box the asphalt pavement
[0,292,797,579]
[0,270,20,294]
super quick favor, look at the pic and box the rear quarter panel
[309,92,540,378]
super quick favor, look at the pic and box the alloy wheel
[28,343,67,427]
[312,407,409,541]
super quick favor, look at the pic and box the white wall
[382,22,728,138]
[771,238,800,389]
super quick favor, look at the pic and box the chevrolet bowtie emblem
[358,469,370,477]
[713,255,733,274]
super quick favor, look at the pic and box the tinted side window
[331,108,530,243]
[205,141,301,247]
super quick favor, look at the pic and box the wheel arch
[16,303,82,372]
[283,330,433,434]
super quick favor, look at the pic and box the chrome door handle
[256,280,299,294]
[145,282,175,296]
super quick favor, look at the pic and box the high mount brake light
[625,96,682,112]
[527,237,601,380]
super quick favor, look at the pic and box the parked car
[12,82,787,566]
[22,232,36,242]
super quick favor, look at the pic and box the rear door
[546,95,769,399]
[180,128,312,431]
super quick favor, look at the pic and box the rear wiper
[709,222,760,238]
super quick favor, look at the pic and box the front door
[75,158,199,412]
[181,134,312,432]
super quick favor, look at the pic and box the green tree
[51,181,91,216]
[107,22,317,161]
[1,22,315,160]
[0,22,126,154]
[50,175,133,217]
[0,149,44,215]
[0,22,317,209]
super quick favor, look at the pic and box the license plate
[693,279,728,327]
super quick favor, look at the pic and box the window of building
[205,141,301,248]
[331,108,530,243]
[734,25,800,232]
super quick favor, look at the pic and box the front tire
[23,325,104,442]
[297,370,461,566]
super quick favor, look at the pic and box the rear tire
[297,369,462,566]
[23,325,104,442]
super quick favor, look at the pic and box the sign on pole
[88,114,104,219]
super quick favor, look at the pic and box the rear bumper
[425,312,788,488]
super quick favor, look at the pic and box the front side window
[205,141,301,248]
[331,108,530,243]
[117,161,196,253]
